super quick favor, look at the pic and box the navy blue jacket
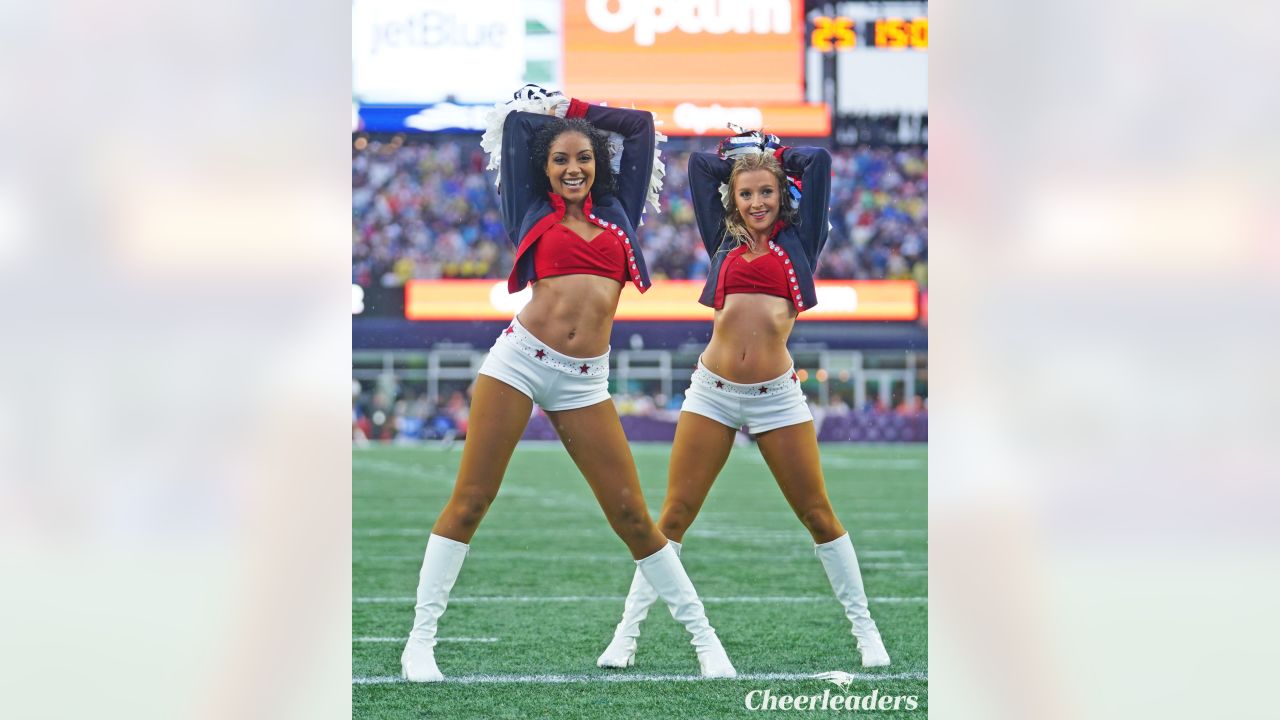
[500,103,655,295]
[689,147,832,311]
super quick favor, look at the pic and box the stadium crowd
[352,137,927,289]
[353,377,926,444]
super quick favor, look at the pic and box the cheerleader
[400,87,735,682]
[596,131,890,670]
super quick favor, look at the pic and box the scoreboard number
[873,18,928,50]
[811,16,856,52]
[810,16,928,52]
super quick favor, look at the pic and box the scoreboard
[810,16,928,52]
[804,2,928,115]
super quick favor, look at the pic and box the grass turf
[353,441,927,718]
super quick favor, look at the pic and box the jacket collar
[547,192,594,217]
[745,221,787,247]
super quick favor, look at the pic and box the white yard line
[356,551,911,561]
[352,670,928,685]
[353,554,925,570]
[355,550,913,563]
[822,458,927,470]
[355,528,926,538]
[745,454,925,470]
[351,459,452,479]
[353,528,620,537]
[683,529,925,540]
[358,440,925,462]
[354,637,497,643]
[354,595,926,604]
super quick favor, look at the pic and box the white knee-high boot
[596,541,680,668]
[815,533,891,667]
[635,542,736,678]
[401,533,470,682]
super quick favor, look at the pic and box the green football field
[353,441,927,718]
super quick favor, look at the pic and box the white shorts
[681,360,813,435]
[477,316,612,412]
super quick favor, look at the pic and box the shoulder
[521,197,555,225]
[591,193,626,216]
[592,191,620,205]
[778,224,806,244]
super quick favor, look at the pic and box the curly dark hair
[529,117,618,201]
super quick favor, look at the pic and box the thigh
[448,374,534,503]
[754,420,840,523]
[544,399,650,519]
[661,411,738,527]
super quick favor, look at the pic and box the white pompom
[480,94,565,189]
[645,124,668,222]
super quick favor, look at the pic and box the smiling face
[544,131,595,203]
[732,168,781,238]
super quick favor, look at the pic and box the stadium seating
[352,139,926,288]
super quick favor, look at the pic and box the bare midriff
[518,273,622,358]
[702,293,798,383]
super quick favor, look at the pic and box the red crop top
[721,241,795,302]
[533,223,628,284]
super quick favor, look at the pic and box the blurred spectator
[352,379,372,444]
[353,137,512,288]
[354,375,924,445]
[353,137,927,288]
[827,393,850,413]
[441,390,470,436]
[896,394,926,417]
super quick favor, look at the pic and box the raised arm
[777,146,833,265]
[498,110,556,244]
[688,151,734,257]
[574,102,656,228]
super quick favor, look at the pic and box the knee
[609,502,654,545]
[658,499,696,540]
[799,506,843,543]
[446,491,493,531]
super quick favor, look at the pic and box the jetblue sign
[353,0,524,104]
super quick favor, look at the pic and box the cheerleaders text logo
[743,676,921,712]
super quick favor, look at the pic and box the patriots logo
[813,670,859,691]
